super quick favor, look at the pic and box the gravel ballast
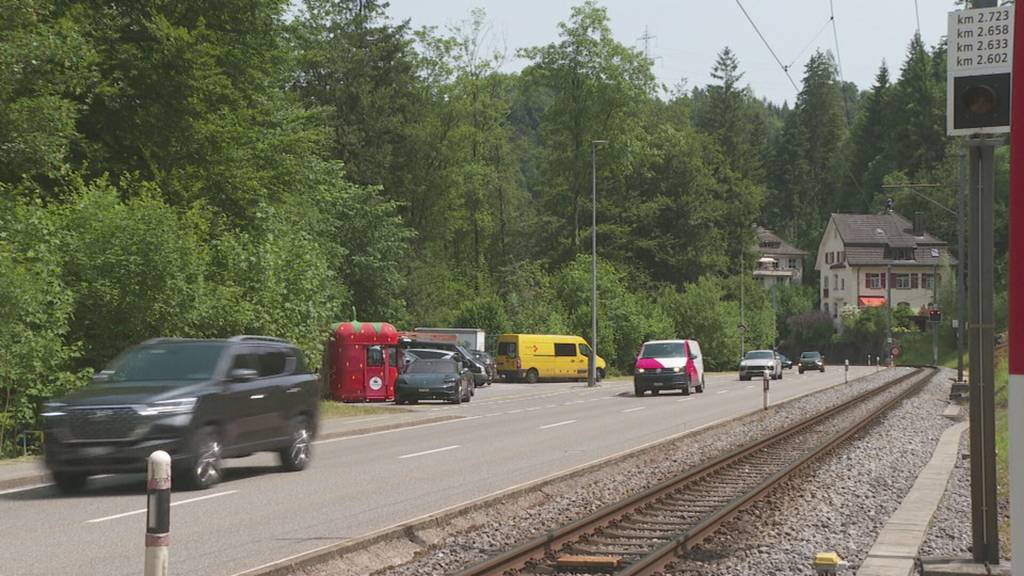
[288,367,950,576]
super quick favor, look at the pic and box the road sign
[947,5,1015,135]
[890,345,902,358]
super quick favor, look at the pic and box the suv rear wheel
[279,416,311,472]
[53,471,88,494]
[525,369,539,384]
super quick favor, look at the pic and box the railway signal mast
[942,0,1013,572]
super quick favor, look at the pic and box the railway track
[455,366,935,576]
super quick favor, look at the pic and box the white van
[633,339,706,396]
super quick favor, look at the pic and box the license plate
[80,446,115,457]
[418,388,430,393]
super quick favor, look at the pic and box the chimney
[913,211,926,236]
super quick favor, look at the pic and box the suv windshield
[801,352,821,359]
[641,342,685,358]
[744,351,775,360]
[103,342,226,383]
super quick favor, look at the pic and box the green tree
[518,1,656,257]
[0,0,96,188]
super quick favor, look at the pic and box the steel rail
[455,367,933,576]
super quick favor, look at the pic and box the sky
[385,1,957,105]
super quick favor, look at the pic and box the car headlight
[673,367,682,373]
[138,397,197,416]
[637,368,645,374]
[41,402,67,417]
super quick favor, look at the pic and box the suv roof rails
[227,335,290,344]
[139,337,193,345]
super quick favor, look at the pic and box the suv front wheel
[180,425,223,490]
[53,471,89,494]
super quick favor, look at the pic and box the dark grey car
[41,336,319,493]
[395,359,473,404]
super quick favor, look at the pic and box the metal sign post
[948,2,1012,565]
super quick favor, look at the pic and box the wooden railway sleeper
[585,535,668,547]
[600,528,679,539]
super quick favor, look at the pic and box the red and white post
[145,450,171,576]
[1009,5,1024,573]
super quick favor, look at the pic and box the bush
[0,196,87,454]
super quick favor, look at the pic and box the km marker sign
[948,4,1014,135]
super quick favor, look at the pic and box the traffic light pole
[966,137,1000,565]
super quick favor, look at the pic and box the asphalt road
[0,366,876,576]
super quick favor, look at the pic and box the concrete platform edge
[856,420,970,576]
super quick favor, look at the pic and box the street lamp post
[589,140,608,388]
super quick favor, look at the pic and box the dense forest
[0,0,1009,451]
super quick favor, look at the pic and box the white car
[739,350,783,381]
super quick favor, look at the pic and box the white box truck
[411,328,486,351]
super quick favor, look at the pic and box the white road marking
[717,390,730,394]
[525,406,544,411]
[622,407,646,413]
[563,400,585,405]
[483,413,502,417]
[677,397,694,402]
[86,490,238,524]
[507,409,523,414]
[745,385,753,389]
[314,416,479,446]
[539,420,577,430]
[398,445,460,459]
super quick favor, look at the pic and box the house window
[885,247,915,261]
[841,277,845,290]
[833,274,838,289]
[923,273,940,290]
[824,302,830,314]
[894,273,912,289]
[911,273,919,289]
[866,273,884,289]
[788,258,798,269]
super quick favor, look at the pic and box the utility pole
[740,257,746,360]
[932,263,939,366]
[886,262,893,363]
[958,147,968,385]
[588,140,607,388]
[638,26,656,59]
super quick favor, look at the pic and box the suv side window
[258,350,288,377]
[231,349,260,373]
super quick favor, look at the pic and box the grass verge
[994,345,1010,558]
[319,400,405,419]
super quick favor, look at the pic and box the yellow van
[495,334,606,383]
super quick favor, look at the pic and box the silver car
[739,350,783,381]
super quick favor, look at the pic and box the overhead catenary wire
[788,16,835,71]
[827,0,867,203]
[734,0,799,92]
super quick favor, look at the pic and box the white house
[753,226,807,287]
[815,212,955,327]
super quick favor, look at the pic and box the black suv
[42,336,319,493]
[798,351,826,373]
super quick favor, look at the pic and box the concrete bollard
[875,356,881,371]
[763,370,770,410]
[145,450,171,576]
[844,359,849,384]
